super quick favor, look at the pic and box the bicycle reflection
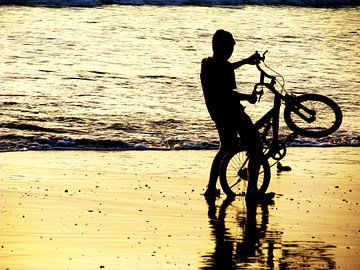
[201,197,337,270]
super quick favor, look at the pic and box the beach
[0,147,359,269]
[1,3,359,269]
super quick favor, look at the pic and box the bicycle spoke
[292,99,336,131]
[229,178,242,189]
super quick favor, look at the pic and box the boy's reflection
[201,197,274,269]
[202,197,338,269]
[203,196,236,269]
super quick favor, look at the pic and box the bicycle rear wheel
[219,147,271,198]
[284,94,342,138]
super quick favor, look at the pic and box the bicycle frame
[252,62,293,161]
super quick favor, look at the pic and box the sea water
[0,2,359,151]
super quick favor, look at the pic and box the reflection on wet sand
[202,197,337,269]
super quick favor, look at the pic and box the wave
[0,0,358,7]
[0,133,358,152]
[0,123,67,134]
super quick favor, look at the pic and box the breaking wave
[0,133,358,152]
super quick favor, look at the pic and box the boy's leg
[205,148,226,194]
[247,152,261,193]
[236,113,264,196]
[205,123,236,197]
[244,127,275,203]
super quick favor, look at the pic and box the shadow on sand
[201,197,337,270]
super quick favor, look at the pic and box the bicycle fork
[285,94,316,123]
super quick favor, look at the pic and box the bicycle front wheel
[219,147,271,198]
[284,94,342,138]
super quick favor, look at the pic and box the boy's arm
[231,59,249,70]
[232,91,257,104]
[231,52,261,70]
[231,52,261,103]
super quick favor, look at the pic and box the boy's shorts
[216,112,262,154]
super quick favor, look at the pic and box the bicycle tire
[284,94,342,138]
[219,147,271,197]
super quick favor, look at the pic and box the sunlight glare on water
[0,6,359,150]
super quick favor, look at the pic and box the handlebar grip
[262,50,268,59]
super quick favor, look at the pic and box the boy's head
[212,29,236,60]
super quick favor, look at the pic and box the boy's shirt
[200,57,242,124]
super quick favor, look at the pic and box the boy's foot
[204,188,221,198]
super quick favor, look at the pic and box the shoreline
[0,143,359,154]
[0,147,359,269]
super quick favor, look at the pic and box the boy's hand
[248,92,257,104]
[246,52,261,65]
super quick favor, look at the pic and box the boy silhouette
[201,29,271,202]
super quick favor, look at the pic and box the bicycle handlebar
[260,50,268,61]
[252,50,282,102]
[255,50,276,81]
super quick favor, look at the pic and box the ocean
[0,1,359,151]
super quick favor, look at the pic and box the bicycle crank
[270,142,287,160]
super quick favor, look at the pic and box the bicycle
[219,51,343,198]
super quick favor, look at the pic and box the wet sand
[0,148,359,269]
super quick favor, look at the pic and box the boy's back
[200,56,241,124]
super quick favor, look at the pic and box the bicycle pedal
[277,162,292,172]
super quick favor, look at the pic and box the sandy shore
[0,148,359,270]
